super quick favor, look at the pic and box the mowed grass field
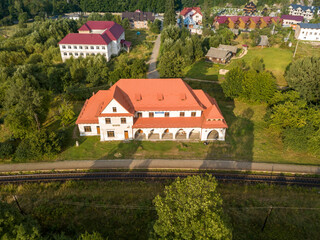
[184,47,293,86]
[58,81,320,165]
[1,180,319,240]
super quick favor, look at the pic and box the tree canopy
[152,175,232,240]
[285,57,320,102]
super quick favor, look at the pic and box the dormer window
[137,112,142,117]
[180,112,185,117]
[113,107,117,112]
[191,112,196,117]
[149,112,154,117]
[165,112,169,117]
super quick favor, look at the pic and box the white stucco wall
[78,124,100,136]
[135,110,202,118]
[101,99,129,114]
[296,27,320,41]
[201,128,226,141]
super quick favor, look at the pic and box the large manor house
[76,79,227,142]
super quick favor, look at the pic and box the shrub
[0,142,15,159]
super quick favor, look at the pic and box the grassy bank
[0,180,319,239]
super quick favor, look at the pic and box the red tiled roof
[59,21,124,45]
[239,16,250,23]
[228,16,239,22]
[216,16,228,24]
[281,15,303,21]
[76,79,227,128]
[110,79,204,111]
[180,7,202,16]
[59,33,112,45]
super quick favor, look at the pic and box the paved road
[147,34,161,79]
[0,160,319,174]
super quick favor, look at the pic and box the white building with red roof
[180,7,203,25]
[76,78,227,141]
[59,21,131,62]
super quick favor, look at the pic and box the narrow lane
[147,34,161,79]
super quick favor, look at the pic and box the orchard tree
[57,99,75,127]
[152,175,232,240]
[159,51,185,78]
[286,57,320,102]
[222,67,245,98]
[164,0,176,27]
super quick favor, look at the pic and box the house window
[84,126,92,132]
[63,52,67,56]
[90,46,94,49]
[74,46,77,49]
[137,112,142,117]
[62,45,66,49]
[102,46,105,50]
[75,53,78,56]
[149,112,154,117]
[121,118,126,124]
[85,46,88,49]
[191,112,196,117]
[79,46,83,49]
[165,112,169,117]
[105,118,111,124]
[96,46,100,49]
[80,53,84,56]
[68,46,71,49]
[107,131,115,137]
[180,112,185,117]
[113,107,117,112]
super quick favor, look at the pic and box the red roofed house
[59,21,131,62]
[76,78,227,141]
[180,7,203,25]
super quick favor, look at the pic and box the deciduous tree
[152,175,232,240]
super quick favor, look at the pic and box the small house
[206,47,233,64]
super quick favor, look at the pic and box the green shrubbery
[222,59,277,103]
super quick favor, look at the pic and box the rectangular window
[91,46,94,49]
[80,53,84,56]
[85,46,88,49]
[62,45,66,49]
[165,112,169,117]
[149,112,154,117]
[63,52,67,56]
[68,46,71,49]
[96,46,100,49]
[79,46,83,49]
[191,112,196,117]
[102,46,105,50]
[137,112,142,117]
[121,118,126,124]
[75,53,78,56]
[105,118,111,124]
[113,107,117,112]
[74,46,77,49]
[107,131,115,137]
[84,126,92,132]
[180,112,185,117]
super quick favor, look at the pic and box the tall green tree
[152,175,232,240]
[222,67,245,98]
[285,57,320,102]
[164,0,176,27]
[159,51,185,77]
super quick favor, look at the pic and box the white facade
[295,24,320,41]
[282,19,302,26]
[78,102,226,142]
[59,32,125,62]
[182,10,203,25]
[289,5,320,21]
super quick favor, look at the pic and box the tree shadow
[185,60,219,81]
[187,81,254,165]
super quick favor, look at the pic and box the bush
[0,142,15,159]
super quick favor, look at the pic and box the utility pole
[261,206,273,232]
[12,195,25,215]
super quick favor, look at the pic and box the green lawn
[294,42,320,60]
[1,180,319,240]
[184,47,293,86]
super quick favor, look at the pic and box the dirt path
[0,159,318,174]
[147,34,161,79]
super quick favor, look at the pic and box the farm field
[1,180,319,240]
